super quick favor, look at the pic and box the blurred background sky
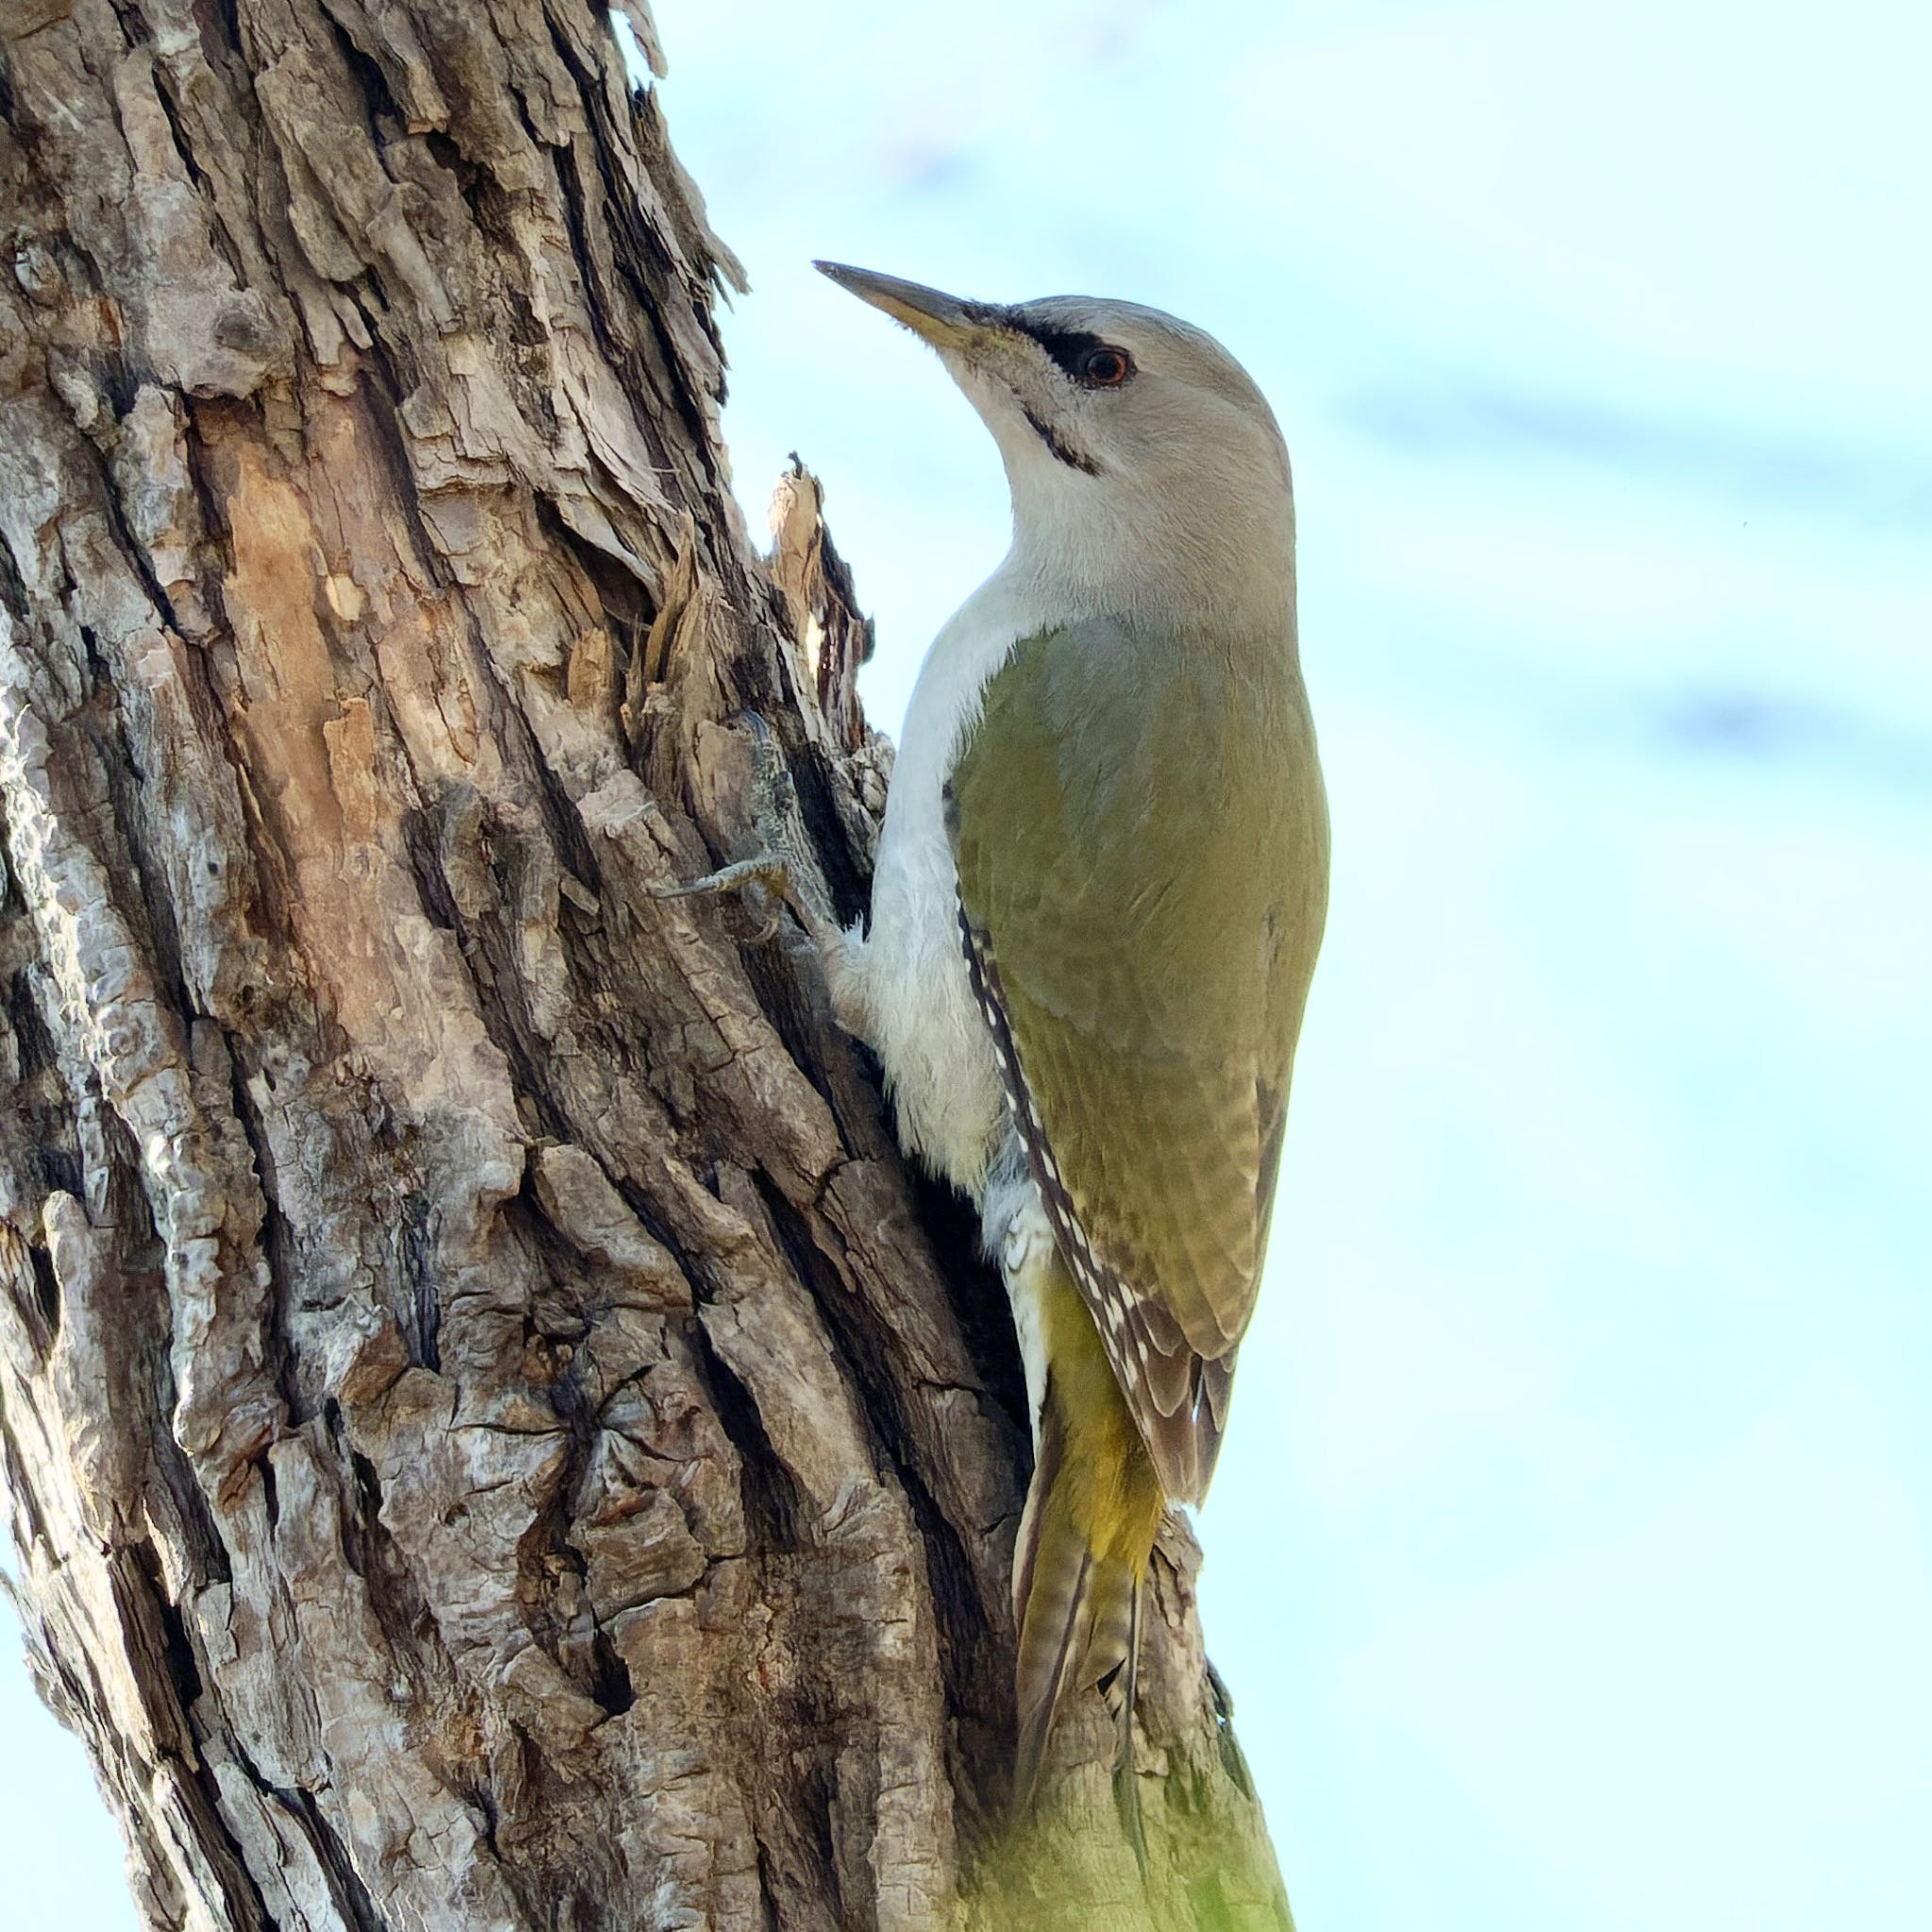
[6,2,1928,1925]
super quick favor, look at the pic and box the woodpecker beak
[814,261,985,353]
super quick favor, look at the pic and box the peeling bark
[0,0,1291,1924]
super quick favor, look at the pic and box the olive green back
[947,614,1328,1499]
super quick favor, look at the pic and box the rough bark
[0,0,1290,1925]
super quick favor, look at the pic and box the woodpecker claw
[654,711,841,951]
[657,853,794,942]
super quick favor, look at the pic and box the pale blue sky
[6,3,1927,1924]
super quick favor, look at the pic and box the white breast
[844,565,1045,1197]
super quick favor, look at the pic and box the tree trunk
[0,1,1290,1925]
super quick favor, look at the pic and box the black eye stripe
[993,313,1135,385]
[964,306,1136,389]
[1018,324,1110,377]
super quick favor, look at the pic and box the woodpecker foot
[655,712,841,953]
[658,852,808,944]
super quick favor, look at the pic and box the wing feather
[949,617,1326,1503]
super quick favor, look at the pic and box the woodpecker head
[816,261,1294,627]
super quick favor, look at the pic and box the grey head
[817,262,1295,629]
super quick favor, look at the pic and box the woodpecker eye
[1076,345,1133,388]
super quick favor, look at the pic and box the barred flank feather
[1011,1253,1166,1824]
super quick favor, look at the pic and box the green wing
[948,616,1327,1503]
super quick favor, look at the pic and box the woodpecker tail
[1010,1253,1166,1833]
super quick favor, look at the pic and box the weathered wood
[0,0,1290,1924]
